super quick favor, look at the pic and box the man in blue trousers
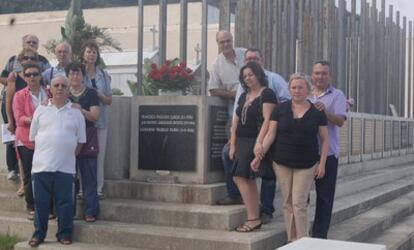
[28,76,86,247]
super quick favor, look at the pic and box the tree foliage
[43,0,121,59]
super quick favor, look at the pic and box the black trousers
[17,146,34,211]
[312,155,338,239]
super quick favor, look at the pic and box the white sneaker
[7,170,17,180]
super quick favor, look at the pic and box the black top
[15,74,27,93]
[69,87,99,128]
[236,88,277,138]
[271,100,327,169]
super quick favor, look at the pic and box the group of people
[1,34,112,247]
[209,30,347,242]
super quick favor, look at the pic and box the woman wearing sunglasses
[12,62,49,220]
[5,48,39,202]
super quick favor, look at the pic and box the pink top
[12,86,48,149]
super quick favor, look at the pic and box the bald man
[28,76,85,247]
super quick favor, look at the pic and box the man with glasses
[28,76,85,247]
[0,34,50,85]
[42,42,72,86]
[209,30,245,206]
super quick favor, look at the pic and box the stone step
[0,177,413,249]
[104,179,226,205]
[0,172,20,192]
[367,213,414,250]
[328,191,414,242]
[0,210,287,250]
[0,190,246,230]
[337,154,414,179]
[0,169,413,231]
[14,241,143,250]
[99,198,245,230]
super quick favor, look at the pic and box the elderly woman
[253,73,329,242]
[229,61,277,232]
[80,40,112,199]
[66,62,100,222]
[6,48,40,200]
[12,62,49,219]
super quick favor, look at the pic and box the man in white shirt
[28,76,86,247]
[208,30,246,115]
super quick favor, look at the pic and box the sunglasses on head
[22,56,36,61]
[24,72,40,78]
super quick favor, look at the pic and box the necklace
[241,87,265,125]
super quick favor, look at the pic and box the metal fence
[234,0,412,117]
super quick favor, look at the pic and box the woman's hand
[250,157,261,172]
[7,122,15,133]
[314,162,325,179]
[253,142,264,159]
[229,144,236,161]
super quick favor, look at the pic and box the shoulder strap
[49,67,54,83]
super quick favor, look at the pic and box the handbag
[79,127,99,158]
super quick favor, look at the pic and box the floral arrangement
[145,58,194,92]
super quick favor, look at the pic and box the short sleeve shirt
[271,100,328,168]
[69,88,99,128]
[235,88,277,138]
[29,101,86,174]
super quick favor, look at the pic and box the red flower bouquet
[145,58,194,92]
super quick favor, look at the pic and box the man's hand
[314,101,326,112]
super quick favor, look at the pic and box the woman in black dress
[229,61,277,232]
[253,73,329,242]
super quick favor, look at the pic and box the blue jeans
[312,155,338,238]
[32,172,75,241]
[222,144,276,216]
[77,158,99,217]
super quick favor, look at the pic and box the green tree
[44,0,121,59]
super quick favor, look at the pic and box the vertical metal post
[408,21,412,118]
[158,0,167,66]
[136,0,144,96]
[219,0,231,31]
[180,0,188,62]
[201,0,208,96]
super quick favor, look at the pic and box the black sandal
[28,237,43,247]
[235,218,262,232]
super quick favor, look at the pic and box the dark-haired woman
[80,40,112,199]
[229,61,277,232]
[66,62,100,222]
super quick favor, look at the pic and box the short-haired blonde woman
[252,73,329,242]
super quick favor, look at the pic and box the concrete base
[277,237,386,250]
[130,95,228,184]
